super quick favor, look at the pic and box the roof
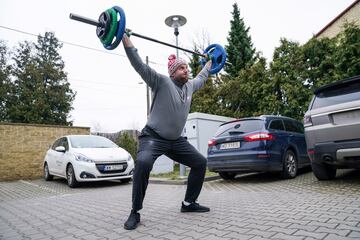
[220,115,298,126]
[315,0,360,38]
[314,75,360,94]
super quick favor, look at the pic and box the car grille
[96,162,128,174]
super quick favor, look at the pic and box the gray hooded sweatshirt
[125,46,210,140]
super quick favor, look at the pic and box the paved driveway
[1,169,359,240]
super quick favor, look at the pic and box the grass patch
[150,164,218,180]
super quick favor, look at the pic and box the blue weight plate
[104,6,126,50]
[201,44,227,74]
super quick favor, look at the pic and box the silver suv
[304,75,360,180]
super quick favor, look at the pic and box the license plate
[332,109,360,125]
[219,142,240,150]
[104,165,123,171]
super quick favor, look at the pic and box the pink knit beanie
[168,54,187,76]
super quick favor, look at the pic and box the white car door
[54,137,70,176]
[46,138,62,175]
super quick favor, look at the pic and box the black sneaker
[181,202,210,213]
[124,211,140,230]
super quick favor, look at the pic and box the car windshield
[69,136,118,148]
[215,119,264,137]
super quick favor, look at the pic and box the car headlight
[127,154,134,162]
[74,153,94,163]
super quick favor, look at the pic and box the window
[51,138,62,150]
[60,138,69,151]
[69,136,118,148]
[294,121,304,134]
[312,81,360,109]
[52,137,69,151]
[284,120,303,133]
[269,120,285,131]
[215,120,264,137]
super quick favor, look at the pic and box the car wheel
[66,164,78,188]
[120,178,131,184]
[219,172,236,180]
[311,161,336,180]
[44,163,53,181]
[282,149,298,179]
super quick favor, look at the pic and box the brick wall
[0,123,90,181]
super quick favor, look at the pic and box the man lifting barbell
[122,33,212,230]
[69,5,226,230]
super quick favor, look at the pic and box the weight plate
[105,6,126,50]
[101,8,118,46]
[96,11,110,39]
[201,44,227,74]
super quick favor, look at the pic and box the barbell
[69,6,227,74]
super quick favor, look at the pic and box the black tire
[282,149,298,179]
[219,172,236,180]
[44,163,53,181]
[311,161,336,180]
[120,178,131,184]
[66,164,78,188]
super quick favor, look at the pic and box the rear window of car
[311,81,360,109]
[215,119,264,137]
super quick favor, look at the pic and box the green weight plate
[100,8,118,46]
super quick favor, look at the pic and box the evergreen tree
[188,46,202,79]
[269,39,309,120]
[217,54,270,118]
[332,23,360,80]
[7,41,35,122]
[224,2,256,78]
[8,32,75,125]
[302,36,336,91]
[116,132,138,160]
[0,41,12,121]
[188,46,220,114]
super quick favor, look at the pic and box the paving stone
[315,226,350,236]
[293,230,328,239]
[246,229,276,238]
[223,231,254,240]
[307,221,338,229]
[267,226,297,235]
[288,224,318,232]
[0,170,359,240]
[336,223,360,231]
[323,233,354,240]
[160,233,187,240]
[270,232,305,240]
[348,231,360,238]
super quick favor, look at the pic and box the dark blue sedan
[207,115,310,180]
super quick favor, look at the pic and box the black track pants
[131,126,207,211]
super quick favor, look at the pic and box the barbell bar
[69,6,227,74]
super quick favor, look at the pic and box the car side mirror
[55,146,66,153]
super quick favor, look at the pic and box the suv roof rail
[314,75,360,94]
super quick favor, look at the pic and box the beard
[174,73,189,84]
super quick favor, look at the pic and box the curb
[149,175,220,185]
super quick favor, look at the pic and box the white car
[43,135,135,187]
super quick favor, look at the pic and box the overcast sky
[0,0,354,132]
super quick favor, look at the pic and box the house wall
[316,0,360,39]
[0,123,90,181]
